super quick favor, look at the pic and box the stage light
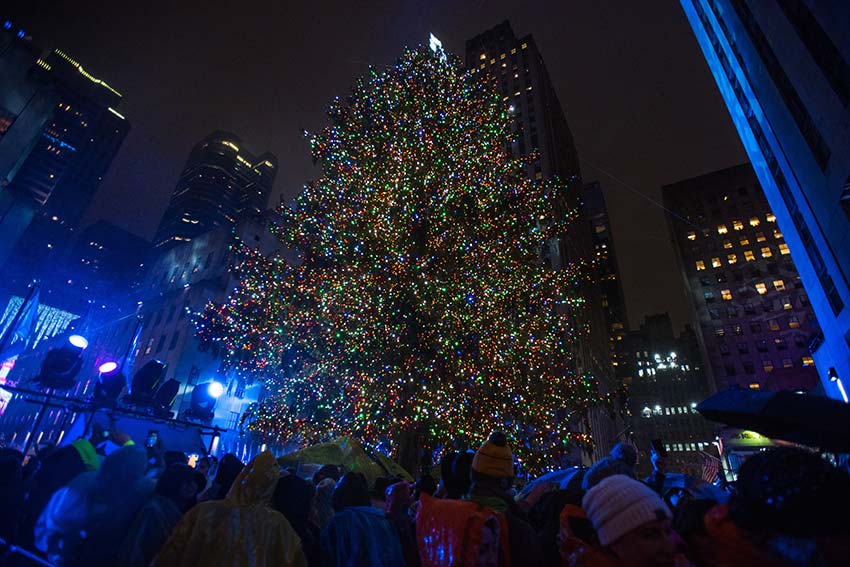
[98,361,119,374]
[207,381,225,399]
[123,359,167,406]
[153,379,181,415]
[68,335,88,349]
[185,382,219,422]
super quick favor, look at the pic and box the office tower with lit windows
[663,164,820,394]
[679,0,850,400]
[625,313,716,478]
[1,23,129,280]
[154,131,277,249]
[584,181,630,380]
[465,21,617,460]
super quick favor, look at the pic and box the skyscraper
[679,0,850,400]
[584,181,630,380]
[465,21,617,460]
[154,131,277,248]
[1,24,129,277]
[663,164,820,394]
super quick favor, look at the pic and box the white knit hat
[582,474,671,546]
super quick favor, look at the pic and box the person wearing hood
[34,443,153,566]
[321,472,404,567]
[118,463,207,567]
[152,450,307,567]
[198,452,244,501]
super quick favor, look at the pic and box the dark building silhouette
[465,21,617,460]
[680,0,850,401]
[154,131,277,249]
[0,24,129,285]
[663,164,819,394]
[625,313,716,477]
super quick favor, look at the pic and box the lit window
[695,260,706,271]
[479,53,486,60]
[717,225,728,234]
[769,319,781,331]
[755,282,767,295]
[749,383,760,390]
[727,253,737,264]
[773,279,785,291]
[782,358,794,368]
[715,327,725,337]
[721,289,732,300]
[722,240,733,249]
[521,42,528,49]
[756,232,766,242]
[500,53,506,59]
[781,297,793,310]
[788,316,800,328]
[733,220,744,231]
[749,217,760,227]
[761,246,773,258]
[802,356,814,366]
[773,229,782,239]
[744,250,755,262]
[687,231,696,241]
[740,236,750,245]
[766,213,776,222]
[763,360,775,373]
[711,257,721,268]
[779,243,790,255]
[510,48,516,54]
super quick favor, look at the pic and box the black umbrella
[697,388,850,452]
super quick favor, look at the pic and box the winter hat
[582,474,671,546]
[471,431,514,479]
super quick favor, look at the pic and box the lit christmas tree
[197,42,601,472]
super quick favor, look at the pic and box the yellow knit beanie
[471,431,514,479]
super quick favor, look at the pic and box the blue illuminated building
[679,0,850,400]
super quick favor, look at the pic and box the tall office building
[624,313,716,478]
[584,181,630,380]
[465,22,617,460]
[663,164,820,394]
[154,131,277,249]
[679,0,850,400]
[1,23,129,278]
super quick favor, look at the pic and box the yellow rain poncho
[153,451,307,567]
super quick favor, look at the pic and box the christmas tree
[197,42,601,472]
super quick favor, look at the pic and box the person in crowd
[18,424,134,551]
[321,472,404,566]
[164,450,188,468]
[413,473,437,501]
[581,474,679,567]
[197,456,212,477]
[118,463,206,567]
[312,464,341,487]
[312,477,337,530]
[582,443,638,492]
[0,448,24,541]
[34,444,153,566]
[385,481,419,567]
[642,443,668,496]
[198,452,243,500]
[697,447,850,567]
[273,473,321,566]
[437,450,473,499]
[464,431,545,566]
[153,451,307,567]
[371,476,394,508]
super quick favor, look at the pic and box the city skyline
[4,0,748,333]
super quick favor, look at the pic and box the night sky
[6,0,747,332]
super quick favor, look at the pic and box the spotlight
[152,379,181,416]
[124,359,167,406]
[94,360,125,403]
[185,382,219,422]
[98,361,119,374]
[35,335,87,389]
[207,381,225,399]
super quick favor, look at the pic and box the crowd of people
[1,427,849,567]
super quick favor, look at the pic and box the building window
[755,282,768,295]
[749,217,760,227]
[773,229,783,239]
[761,246,773,258]
[744,250,755,262]
[732,220,744,231]
[788,315,800,328]
[773,279,785,291]
[156,335,166,353]
[762,360,775,373]
[711,257,722,268]
[744,361,756,374]
[749,383,761,390]
[766,213,776,222]
[715,326,725,337]
[778,243,790,255]
[704,290,716,302]
[781,358,793,369]
[709,308,721,320]
[719,341,730,355]
[737,342,749,354]
[722,240,732,249]
[144,338,154,355]
[721,289,733,300]
[774,337,787,349]
[781,297,793,310]
[727,253,737,264]
[169,331,180,350]
[734,324,744,335]
[696,260,706,271]
[750,322,762,334]
[717,225,728,235]
[802,356,814,366]
[756,232,766,243]
[739,236,750,246]
[687,231,696,241]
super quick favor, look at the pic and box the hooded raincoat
[152,451,307,567]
